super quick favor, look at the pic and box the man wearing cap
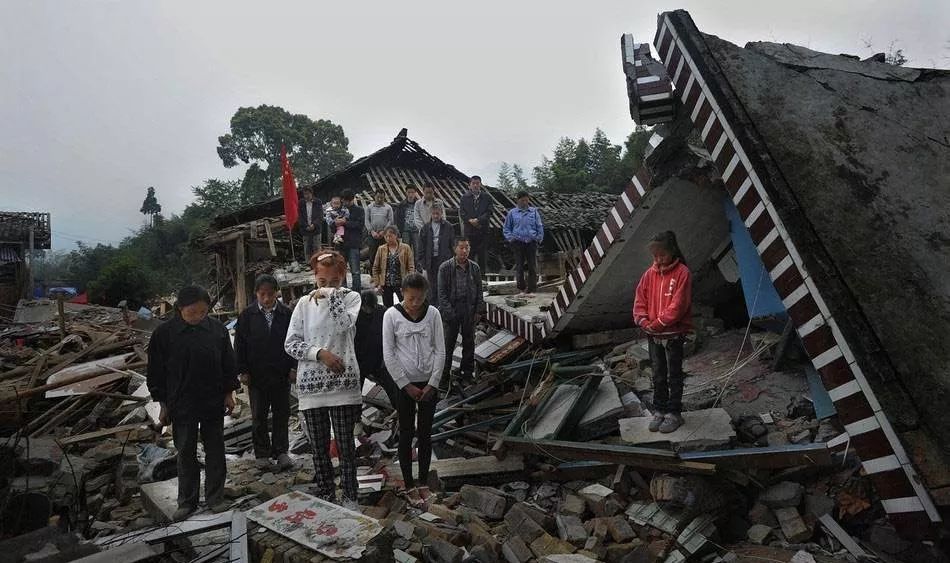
[147,286,239,521]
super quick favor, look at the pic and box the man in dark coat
[234,274,296,471]
[298,185,323,262]
[437,238,484,384]
[417,203,456,303]
[147,285,239,521]
[339,189,365,291]
[458,175,492,275]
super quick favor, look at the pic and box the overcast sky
[2,1,946,250]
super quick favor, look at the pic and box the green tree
[511,164,530,191]
[191,178,244,217]
[588,128,624,191]
[87,254,154,308]
[496,162,514,193]
[216,105,353,196]
[619,126,652,183]
[139,186,162,227]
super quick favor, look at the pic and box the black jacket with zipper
[146,315,240,422]
[234,301,296,388]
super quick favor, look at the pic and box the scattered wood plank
[499,436,717,475]
[818,513,867,558]
[678,443,833,469]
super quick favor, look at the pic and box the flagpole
[289,225,296,262]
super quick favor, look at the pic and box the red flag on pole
[281,145,299,231]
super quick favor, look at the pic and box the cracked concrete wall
[702,34,950,470]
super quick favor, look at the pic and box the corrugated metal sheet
[0,246,21,264]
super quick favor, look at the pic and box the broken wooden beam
[498,436,716,475]
[678,443,832,469]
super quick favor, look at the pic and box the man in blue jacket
[503,191,544,295]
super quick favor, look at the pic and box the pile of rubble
[1,295,945,563]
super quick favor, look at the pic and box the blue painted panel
[806,365,837,420]
[723,197,787,320]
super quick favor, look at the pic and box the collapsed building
[1,9,948,563]
[487,8,948,539]
[0,212,51,318]
[201,129,617,312]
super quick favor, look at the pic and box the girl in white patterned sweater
[284,250,362,505]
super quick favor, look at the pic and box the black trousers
[363,363,400,409]
[649,336,686,414]
[396,388,437,489]
[467,230,489,274]
[511,241,538,293]
[248,382,290,458]
[382,286,403,308]
[302,230,320,263]
[172,416,226,509]
[425,257,442,303]
[443,307,475,378]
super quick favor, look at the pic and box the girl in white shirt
[382,272,445,506]
[284,250,362,506]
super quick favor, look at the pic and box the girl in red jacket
[632,231,693,433]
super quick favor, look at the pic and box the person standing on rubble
[372,226,415,308]
[395,185,420,254]
[284,251,363,508]
[417,204,455,303]
[382,272,445,507]
[338,190,365,292]
[234,274,296,472]
[298,185,323,261]
[503,191,544,296]
[413,183,444,231]
[355,289,399,406]
[365,188,395,267]
[459,175,492,275]
[437,237,483,386]
[147,285,239,521]
[632,231,693,434]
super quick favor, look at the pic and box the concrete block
[530,533,577,558]
[774,507,811,543]
[758,481,804,509]
[560,493,588,517]
[460,485,507,520]
[502,536,533,563]
[505,504,547,543]
[604,516,637,543]
[746,524,772,544]
[428,539,463,563]
[747,503,778,527]
[619,408,735,451]
[556,514,588,546]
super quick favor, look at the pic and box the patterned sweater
[284,287,363,410]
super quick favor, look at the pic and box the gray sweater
[365,203,394,232]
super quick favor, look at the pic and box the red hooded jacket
[632,259,693,336]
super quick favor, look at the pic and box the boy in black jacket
[147,286,239,521]
[234,275,297,471]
